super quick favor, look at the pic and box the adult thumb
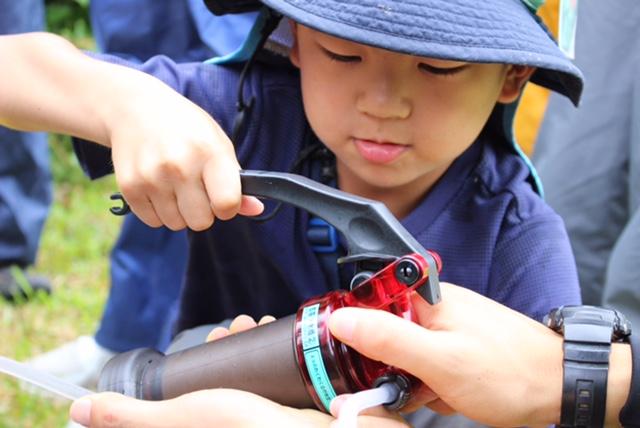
[328,307,444,381]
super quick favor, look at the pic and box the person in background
[533,0,640,328]
[26,0,256,389]
[0,0,52,302]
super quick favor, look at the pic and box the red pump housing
[293,252,441,411]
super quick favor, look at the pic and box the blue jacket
[75,54,581,330]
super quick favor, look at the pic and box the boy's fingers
[206,327,230,342]
[258,315,276,325]
[228,314,258,334]
[328,308,447,383]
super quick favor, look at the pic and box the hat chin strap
[493,93,545,197]
[205,7,282,144]
[204,7,282,65]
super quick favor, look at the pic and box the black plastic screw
[395,259,421,285]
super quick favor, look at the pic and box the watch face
[545,305,632,342]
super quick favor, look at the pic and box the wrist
[607,343,631,426]
[534,329,632,427]
[531,330,563,426]
[543,306,631,427]
[95,65,164,147]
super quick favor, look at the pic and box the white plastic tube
[0,355,93,401]
[334,382,400,428]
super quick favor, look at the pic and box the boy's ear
[288,21,300,68]
[497,65,536,104]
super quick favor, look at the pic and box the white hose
[334,382,400,428]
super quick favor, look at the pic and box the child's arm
[0,32,263,231]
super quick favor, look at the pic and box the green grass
[0,134,121,428]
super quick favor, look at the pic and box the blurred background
[0,1,121,426]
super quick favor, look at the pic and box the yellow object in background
[514,0,560,156]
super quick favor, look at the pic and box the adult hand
[328,282,565,427]
[69,389,332,428]
[108,76,263,231]
[69,390,409,428]
[0,33,264,232]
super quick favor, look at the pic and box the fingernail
[70,397,92,427]
[329,309,356,342]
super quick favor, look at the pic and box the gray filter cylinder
[97,314,315,408]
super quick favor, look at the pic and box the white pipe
[334,382,400,428]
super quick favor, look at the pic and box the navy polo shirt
[75,54,581,330]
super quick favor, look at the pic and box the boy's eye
[418,63,467,76]
[321,47,361,63]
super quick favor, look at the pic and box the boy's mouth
[353,138,408,164]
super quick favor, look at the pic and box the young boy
[81,0,584,329]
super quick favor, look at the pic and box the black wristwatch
[544,305,631,427]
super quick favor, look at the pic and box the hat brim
[260,0,583,105]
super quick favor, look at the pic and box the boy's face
[290,25,533,204]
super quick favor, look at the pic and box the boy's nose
[356,79,412,120]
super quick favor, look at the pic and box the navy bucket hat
[204,0,583,195]
[259,0,583,106]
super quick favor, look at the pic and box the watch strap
[559,324,612,427]
[620,333,640,427]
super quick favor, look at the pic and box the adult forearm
[0,33,167,147]
[538,342,631,427]
[0,33,261,231]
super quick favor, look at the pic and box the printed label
[303,348,337,411]
[301,304,320,350]
[300,304,337,411]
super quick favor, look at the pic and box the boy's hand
[206,314,276,342]
[108,78,264,231]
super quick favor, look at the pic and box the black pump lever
[110,170,441,304]
[243,170,441,304]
